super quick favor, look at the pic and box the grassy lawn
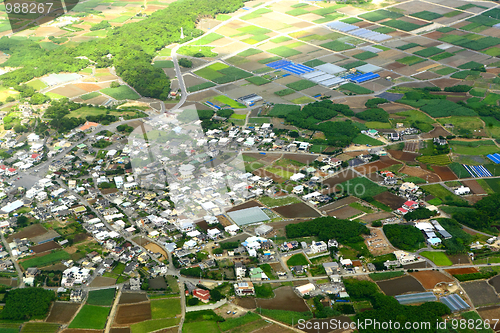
[87,288,115,306]
[258,196,302,207]
[69,305,110,329]
[26,79,47,90]
[132,318,181,333]
[182,321,220,333]
[287,253,309,267]
[213,95,246,108]
[151,298,181,319]
[352,134,384,146]
[100,85,140,100]
[365,121,392,129]
[20,250,70,269]
[420,251,453,266]
[291,96,315,104]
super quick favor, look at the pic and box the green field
[338,177,387,199]
[382,19,422,31]
[26,79,47,90]
[396,55,426,66]
[178,46,217,57]
[352,134,384,146]
[449,140,499,155]
[320,40,355,51]
[410,11,443,21]
[359,9,402,22]
[267,46,301,57]
[80,92,101,100]
[21,250,71,269]
[248,117,270,124]
[195,63,252,84]
[69,305,110,329]
[421,184,466,205]
[212,95,246,108]
[182,321,220,333]
[420,251,453,266]
[151,298,181,319]
[286,79,317,91]
[287,253,309,267]
[245,76,271,86]
[291,96,315,104]
[397,43,420,50]
[258,196,302,207]
[152,60,174,68]
[132,318,181,333]
[413,47,444,57]
[238,48,263,57]
[340,83,373,94]
[485,178,500,193]
[219,312,262,331]
[187,82,216,92]
[353,51,378,60]
[365,121,392,129]
[258,309,312,326]
[417,154,451,165]
[101,85,140,100]
[20,323,60,333]
[87,288,115,306]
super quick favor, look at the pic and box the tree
[1,288,55,320]
[17,215,29,227]
[90,20,111,31]
[289,130,299,138]
[30,93,50,105]
[383,224,425,251]
[210,289,223,302]
[187,297,199,306]
[5,96,15,102]
[110,81,120,88]
[179,58,193,68]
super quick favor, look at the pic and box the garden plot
[373,192,406,210]
[46,302,81,324]
[409,271,453,289]
[255,286,309,312]
[114,302,152,325]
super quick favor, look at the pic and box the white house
[290,173,305,182]
[454,186,470,195]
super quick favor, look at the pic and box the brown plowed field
[322,170,358,193]
[421,126,452,138]
[377,275,425,296]
[74,83,102,92]
[489,275,500,293]
[462,281,500,307]
[361,212,394,223]
[448,254,471,265]
[388,150,419,162]
[354,157,400,175]
[445,267,478,275]
[31,241,61,254]
[46,302,81,323]
[478,306,500,331]
[227,200,262,212]
[432,166,457,181]
[256,286,309,312]
[114,302,151,325]
[321,196,358,211]
[327,205,362,219]
[7,224,47,242]
[374,192,406,210]
[404,141,418,152]
[409,271,453,289]
[62,330,103,333]
[235,297,256,309]
[462,179,486,194]
[253,324,294,333]
[274,202,320,218]
[400,166,441,182]
[119,292,148,304]
[110,329,130,333]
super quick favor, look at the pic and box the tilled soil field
[445,267,478,275]
[255,286,309,312]
[377,275,425,296]
[409,271,453,289]
[46,302,81,324]
[31,241,62,254]
[432,166,457,181]
[327,206,362,219]
[374,192,407,210]
[114,302,152,325]
[478,306,500,331]
[461,180,486,194]
[462,281,500,307]
[321,196,358,212]
[119,292,148,304]
[226,200,263,212]
[400,166,441,182]
[273,203,320,218]
[354,157,400,175]
[7,224,47,242]
[388,150,420,162]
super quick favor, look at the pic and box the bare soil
[322,170,358,194]
[89,276,116,287]
[409,271,453,289]
[447,254,471,265]
[432,166,457,181]
[421,126,452,138]
[46,302,81,324]
[327,206,362,219]
[256,286,309,312]
[478,306,500,331]
[462,281,500,307]
[489,275,500,293]
[354,157,400,175]
[110,329,130,333]
[389,150,420,162]
[377,275,425,296]
[321,196,358,212]
[461,180,486,194]
[31,241,62,254]
[114,302,152,325]
[226,200,262,212]
[119,292,148,304]
[7,224,47,242]
[400,166,441,182]
[273,203,320,218]
[374,192,406,209]
[445,267,478,275]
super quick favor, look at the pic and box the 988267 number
[5,2,53,14]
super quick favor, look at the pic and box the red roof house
[403,200,418,210]
[193,288,210,303]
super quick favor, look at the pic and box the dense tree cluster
[90,20,111,31]
[216,109,234,118]
[355,108,389,122]
[453,193,500,232]
[365,98,388,108]
[0,0,245,99]
[444,85,472,92]
[179,58,193,68]
[286,216,370,244]
[1,288,55,320]
[383,224,425,251]
[403,207,436,221]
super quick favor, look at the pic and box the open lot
[377,275,425,296]
[114,302,151,325]
[7,224,47,242]
[273,202,320,218]
[462,281,500,307]
[46,302,81,324]
[255,286,309,312]
[119,292,148,304]
[409,271,453,289]
[321,196,359,212]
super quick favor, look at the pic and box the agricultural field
[69,305,111,329]
[20,250,70,269]
[194,63,252,84]
[20,323,59,333]
[151,298,181,319]
[87,288,116,306]
[101,85,140,100]
[419,252,453,266]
